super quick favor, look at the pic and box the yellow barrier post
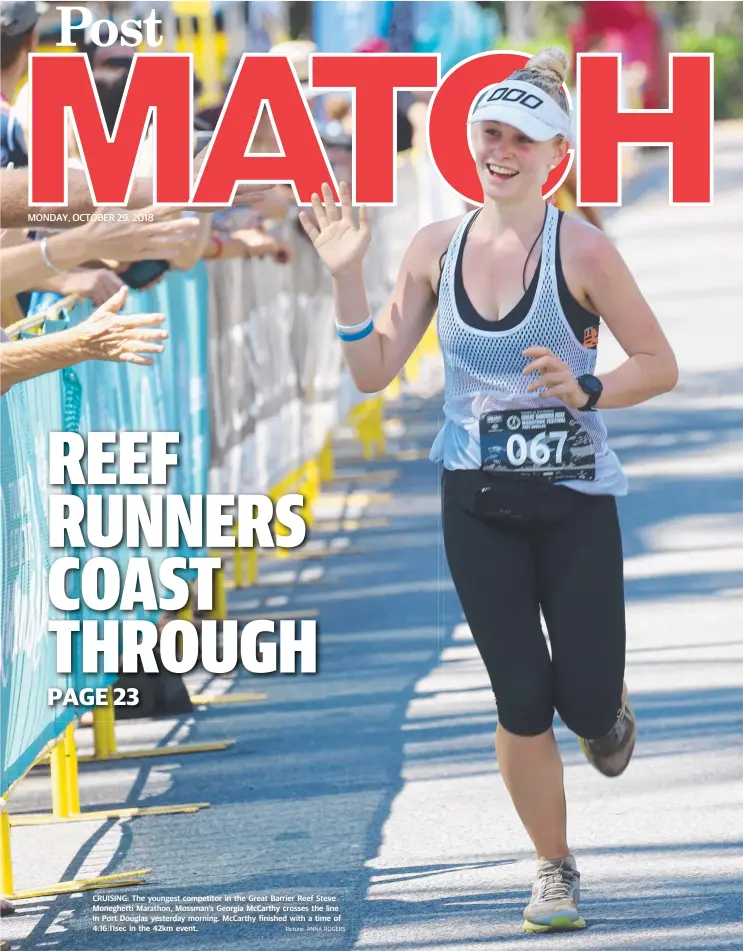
[301,460,319,528]
[271,468,303,559]
[371,396,386,457]
[50,735,70,819]
[105,686,116,756]
[405,348,421,383]
[176,598,192,657]
[385,375,401,400]
[1,796,13,898]
[233,523,245,588]
[356,406,370,460]
[319,438,334,484]
[64,723,80,816]
[349,402,375,460]
[246,547,258,586]
[92,704,110,760]
[211,562,227,619]
[354,399,386,459]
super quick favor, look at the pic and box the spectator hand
[74,286,168,366]
[169,214,213,271]
[55,268,125,307]
[232,228,292,264]
[254,187,292,221]
[78,207,205,263]
[193,145,274,209]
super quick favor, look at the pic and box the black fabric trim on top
[435,208,600,345]
[455,208,541,331]
[555,211,600,341]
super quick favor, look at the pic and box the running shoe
[522,854,585,933]
[579,702,636,777]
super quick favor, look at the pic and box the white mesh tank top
[429,204,628,497]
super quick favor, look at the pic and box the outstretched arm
[0,170,154,228]
[1,287,167,394]
[1,158,271,228]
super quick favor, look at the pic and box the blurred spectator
[323,95,354,136]
[93,62,133,135]
[86,40,135,71]
[202,227,291,264]
[354,36,416,153]
[568,2,668,110]
[1,287,169,394]
[353,37,433,154]
[269,39,321,115]
[319,120,353,189]
[0,0,41,168]
[407,91,432,153]
[75,56,156,182]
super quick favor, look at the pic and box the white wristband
[40,236,67,274]
[334,314,372,334]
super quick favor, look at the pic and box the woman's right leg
[495,726,569,860]
[441,470,567,859]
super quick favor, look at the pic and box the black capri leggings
[441,468,626,739]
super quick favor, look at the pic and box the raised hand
[74,286,168,366]
[298,182,371,276]
[79,207,204,263]
[55,267,124,307]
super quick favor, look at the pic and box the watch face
[581,375,602,396]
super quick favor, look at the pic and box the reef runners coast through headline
[26,5,714,211]
[46,432,317,712]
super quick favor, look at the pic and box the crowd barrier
[0,151,461,900]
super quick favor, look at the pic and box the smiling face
[472,120,568,203]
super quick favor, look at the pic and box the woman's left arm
[526,231,680,409]
[579,233,678,408]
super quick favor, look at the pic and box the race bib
[479,408,595,482]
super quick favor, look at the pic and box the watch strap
[577,374,602,411]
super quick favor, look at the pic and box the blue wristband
[337,320,374,342]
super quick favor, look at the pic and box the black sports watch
[576,374,603,411]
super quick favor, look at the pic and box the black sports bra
[436,209,600,346]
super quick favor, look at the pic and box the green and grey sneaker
[579,702,637,778]
[523,854,585,933]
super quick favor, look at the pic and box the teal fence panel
[1,267,211,794]
[0,362,74,792]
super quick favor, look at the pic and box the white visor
[468,79,570,141]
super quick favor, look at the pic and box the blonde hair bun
[525,47,570,84]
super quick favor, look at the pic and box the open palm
[299,182,371,276]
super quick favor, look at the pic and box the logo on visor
[476,87,544,111]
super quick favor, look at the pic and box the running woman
[300,48,678,934]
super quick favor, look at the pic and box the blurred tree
[649,1,743,32]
